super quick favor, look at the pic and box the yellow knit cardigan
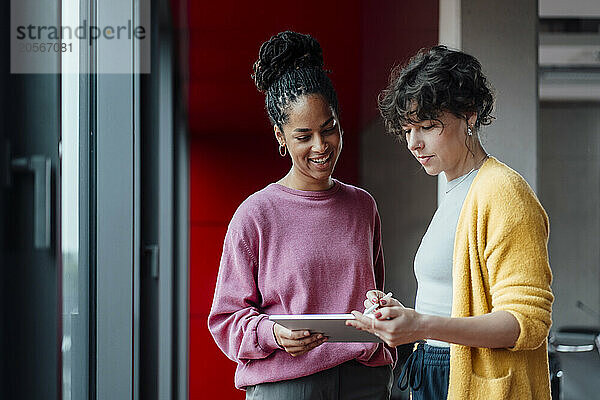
[448,157,554,400]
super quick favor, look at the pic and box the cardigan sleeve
[207,216,280,364]
[481,175,554,351]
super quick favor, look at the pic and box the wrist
[256,317,280,352]
[415,312,433,341]
[272,324,283,349]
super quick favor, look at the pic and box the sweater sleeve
[373,207,385,291]
[208,217,280,364]
[482,177,554,351]
[371,197,397,363]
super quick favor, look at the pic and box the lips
[416,155,434,165]
[309,151,333,165]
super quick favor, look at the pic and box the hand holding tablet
[269,291,397,343]
[269,314,382,343]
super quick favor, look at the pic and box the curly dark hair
[252,31,339,130]
[378,45,494,139]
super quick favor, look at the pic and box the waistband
[422,343,450,367]
[398,342,450,391]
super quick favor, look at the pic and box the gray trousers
[245,360,393,400]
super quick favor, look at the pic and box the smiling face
[275,94,343,191]
[402,111,478,181]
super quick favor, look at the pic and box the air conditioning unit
[539,20,600,101]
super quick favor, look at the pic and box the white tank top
[414,169,479,347]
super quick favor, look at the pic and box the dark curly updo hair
[252,31,339,130]
[378,45,494,139]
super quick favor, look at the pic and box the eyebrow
[402,119,434,129]
[292,117,335,133]
[320,117,335,128]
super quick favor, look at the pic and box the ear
[466,112,478,128]
[274,125,286,146]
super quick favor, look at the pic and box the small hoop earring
[278,143,287,157]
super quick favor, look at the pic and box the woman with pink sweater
[208,31,395,399]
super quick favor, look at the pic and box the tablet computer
[269,313,381,343]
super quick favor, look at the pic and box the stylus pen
[363,292,393,315]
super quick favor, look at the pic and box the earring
[467,125,473,136]
[279,143,287,157]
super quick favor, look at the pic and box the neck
[278,169,334,191]
[446,144,488,182]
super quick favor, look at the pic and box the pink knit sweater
[208,180,394,388]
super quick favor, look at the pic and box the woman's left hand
[346,305,424,348]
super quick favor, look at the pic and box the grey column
[439,0,539,195]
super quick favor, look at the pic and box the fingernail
[304,331,310,336]
[375,312,382,318]
[380,300,387,305]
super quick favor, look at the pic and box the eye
[295,135,310,141]
[322,120,338,134]
[422,125,435,131]
[322,126,337,135]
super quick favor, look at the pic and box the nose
[312,134,328,153]
[406,131,422,152]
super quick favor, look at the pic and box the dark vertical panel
[174,110,189,400]
[139,0,160,392]
[0,1,7,393]
[2,3,60,399]
[1,43,60,400]
[540,102,600,330]
[139,0,185,398]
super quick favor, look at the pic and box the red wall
[188,2,438,398]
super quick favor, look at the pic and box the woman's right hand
[273,324,327,357]
[364,290,403,310]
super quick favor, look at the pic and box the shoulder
[236,184,278,211]
[470,157,548,227]
[335,180,378,209]
[473,157,540,207]
[228,184,280,232]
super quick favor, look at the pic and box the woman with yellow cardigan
[347,45,553,399]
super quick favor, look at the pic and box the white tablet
[269,313,381,343]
